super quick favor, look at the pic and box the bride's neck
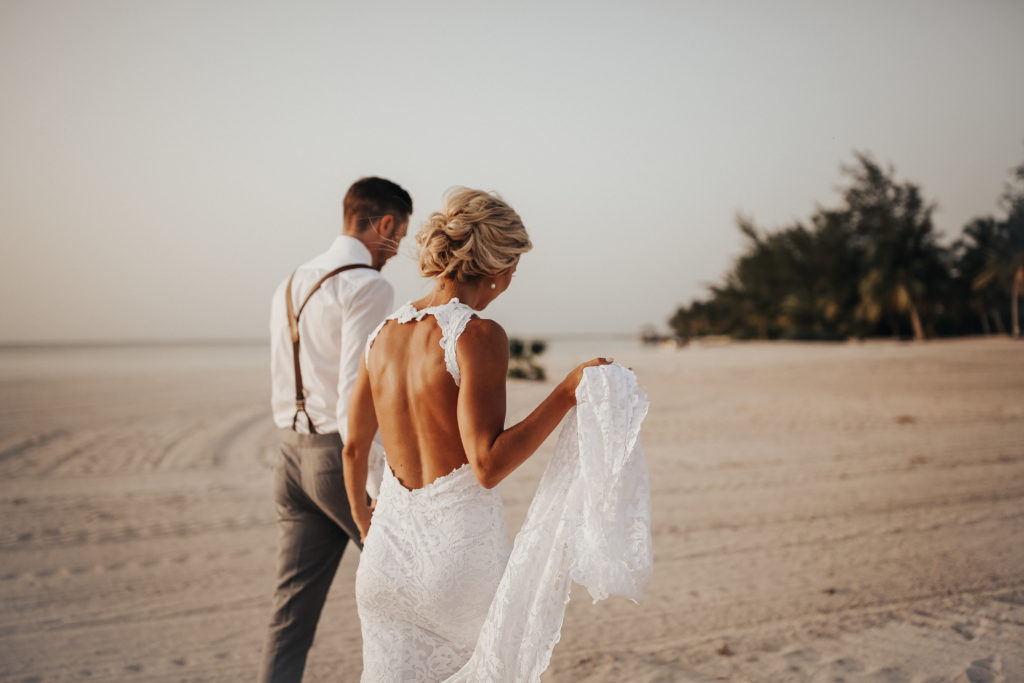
[425,278,487,310]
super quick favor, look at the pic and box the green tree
[507,337,547,381]
[668,153,1024,341]
[1000,160,1024,338]
[954,217,1007,334]
[842,153,946,341]
[952,158,1024,337]
[669,153,952,341]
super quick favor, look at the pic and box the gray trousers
[258,429,362,683]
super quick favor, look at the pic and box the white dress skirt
[356,462,510,681]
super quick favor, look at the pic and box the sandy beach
[1,337,1022,682]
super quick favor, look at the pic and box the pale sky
[2,0,1022,342]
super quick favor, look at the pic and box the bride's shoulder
[458,318,508,358]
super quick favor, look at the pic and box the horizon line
[0,331,643,349]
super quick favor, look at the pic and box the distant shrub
[508,337,547,381]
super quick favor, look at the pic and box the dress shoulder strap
[363,300,476,386]
[363,316,391,365]
[433,303,476,387]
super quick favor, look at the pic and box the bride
[342,187,610,681]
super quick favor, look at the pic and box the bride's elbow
[477,474,501,490]
[341,441,363,464]
[469,459,502,489]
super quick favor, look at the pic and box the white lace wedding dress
[357,299,652,682]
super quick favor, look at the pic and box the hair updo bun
[416,188,532,282]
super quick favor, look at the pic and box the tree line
[669,153,1024,341]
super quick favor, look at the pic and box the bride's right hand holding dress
[561,357,616,402]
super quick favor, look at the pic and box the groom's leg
[303,443,363,551]
[258,441,349,683]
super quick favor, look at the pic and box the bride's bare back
[344,294,609,541]
[365,303,478,489]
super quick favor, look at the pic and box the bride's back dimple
[365,300,477,490]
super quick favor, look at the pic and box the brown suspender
[285,263,376,433]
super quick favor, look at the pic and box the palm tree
[955,217,1007,335]
[955,158,1024,338]
[1013,265,1023,338]
[842,154,944,341]
[1001,160,1024,338]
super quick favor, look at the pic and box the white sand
[0,338,1021,682]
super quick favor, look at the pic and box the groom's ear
[375,214,395,237]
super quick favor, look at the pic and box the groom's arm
[337,276,393,438]
[342,357,379,542]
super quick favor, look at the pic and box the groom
[258,177,412,682]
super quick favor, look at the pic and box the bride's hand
[561,357,614,404]
[355,499,375,544]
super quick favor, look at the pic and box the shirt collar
[326,235,373,266]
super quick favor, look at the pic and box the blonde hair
[417,187,532,282]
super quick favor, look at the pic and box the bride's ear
[496,267,516,290]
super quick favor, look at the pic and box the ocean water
[0,335,655,380]
[0,342,270,379]
[514,334,647,358]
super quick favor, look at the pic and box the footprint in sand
[865,666,910,683]
[830,657,865,675]
[124,664,143,673]
[782,647,821,665]
[954,622,977,640]
[965,655,1003,683]
[779,648,820,677]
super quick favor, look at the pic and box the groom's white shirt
[269,235,393,436]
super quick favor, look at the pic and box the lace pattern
[356,463,510,682]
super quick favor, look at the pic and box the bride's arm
[342,357,378,541]
[457,319,609,489]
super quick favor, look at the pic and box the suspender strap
[285,263,376,433]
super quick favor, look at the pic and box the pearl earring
[490,283,496,289]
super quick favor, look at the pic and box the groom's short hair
[344,177,413,230]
